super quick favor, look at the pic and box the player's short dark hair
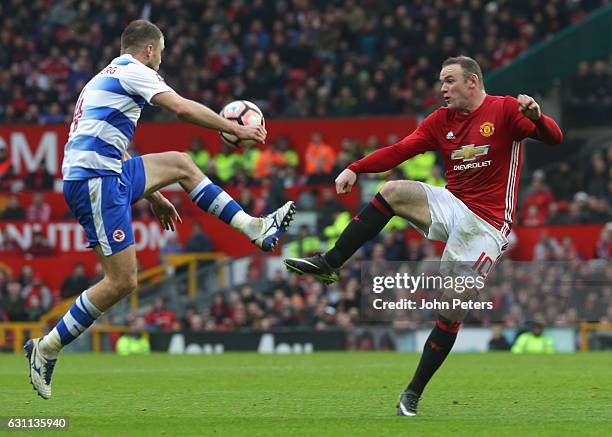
[121,20,163,54]
[442,56,484,89]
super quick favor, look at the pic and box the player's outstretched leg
[142,152,296,252]
[284,192,395,282]
[187,177,295,252]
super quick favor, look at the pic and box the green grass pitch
[1,352,611,436]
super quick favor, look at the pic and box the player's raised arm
[344,113,438,181]
[151,91,266,144]
[506,94,563,144]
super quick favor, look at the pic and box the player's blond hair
[120,20,163,54]
[442,56,484,90]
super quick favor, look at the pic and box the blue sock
[188,177,253,233]
[39,290,102,358]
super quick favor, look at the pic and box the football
[219,100,265,148]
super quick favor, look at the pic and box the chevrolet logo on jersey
[451,144,490,161]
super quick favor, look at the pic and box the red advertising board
[0,117,418,178]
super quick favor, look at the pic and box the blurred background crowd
[0,0,608,123]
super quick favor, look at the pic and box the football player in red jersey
[285,56,562,416]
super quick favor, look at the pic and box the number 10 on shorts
[472,251,494,277]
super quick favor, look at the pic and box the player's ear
[470,73,478,89]
[145,43,154,59]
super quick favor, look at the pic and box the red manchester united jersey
[348,95,563,235]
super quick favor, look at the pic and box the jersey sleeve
[503,96,536,141]
[503,96,563,144]
[120,63,176,105]
[348,111,439,174]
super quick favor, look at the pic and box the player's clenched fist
[517,94,541,121]
[335,168,357,194]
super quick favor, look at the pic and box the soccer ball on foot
[219,100,264,149]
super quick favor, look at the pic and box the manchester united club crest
[479,121,495,137]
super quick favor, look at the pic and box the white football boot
[252,201,296,251]
[24,338,57,400]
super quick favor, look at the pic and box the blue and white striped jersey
[62,54,175,180]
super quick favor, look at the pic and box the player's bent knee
[172,151,200,180]
[379,180,401,204]
[108,274,138,299]
[379,180,420,209]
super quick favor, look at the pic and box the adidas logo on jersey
[446,131,456,140]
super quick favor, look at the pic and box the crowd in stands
[2,220,610,332]
[564,56,612,127]
[0,0,606,124]
[122,223,612,335]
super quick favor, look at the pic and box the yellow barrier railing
[0,252,225,353]
[579,322,612,351]
[0,323,45,353]
[128,252,226,311]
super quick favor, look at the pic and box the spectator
[547,162,581,202]
[18,265,34,288]
[159,233,184,261]
[26,231,55,256]
[382,229,405,261]
[253,142,287,179]
[145,297,177,331]
[116,317,150,355]
[214,144,240,183]
[544,202,568,225]
[60,263,91,300]
[277,135,299,168]
[22,275,52,312]
[0,195,26,220]
[317,187,345,233]
[185,222,213,253]
[511,323,554,353]
[1,225,20,252]
[25,294,46,321]
[186,137,211,173]
[1,281,27,321]
[520,170,554,225]
[26,193,51,222]
[24,158,55,190]
[586,151,608,198]
[288,225,321,259]
[304,133,336,176]
[595,223,612,259]
[209,292,230,325]
[488,326,511,351]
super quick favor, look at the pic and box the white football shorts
[415,182,509,277]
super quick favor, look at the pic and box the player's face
[439,64,471,111]
[147,37,164,71]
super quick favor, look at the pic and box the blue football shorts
[63,157,146,256]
